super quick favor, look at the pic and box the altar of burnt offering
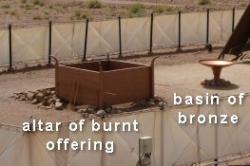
[52,56,159,108]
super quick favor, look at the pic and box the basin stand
[150,56,160,97]
[212,66,223,82]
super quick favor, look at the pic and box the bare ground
[0,0,249,27]
[0,49,250,164]
[0,49,218,126]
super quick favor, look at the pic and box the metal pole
[214,159,218,166]
[205,9,213,52]
[8,24,13,71]
[160,108,164,166]
[206,9,210,45]
[48,21,52,65]
[83,19,89,61]
[196,106,201,164]
[214,93,218,166]
[177,11,181,51]
[139,137,152,166]
[118,16,122,58]
[149,13,154,55]
[232,8,235,33]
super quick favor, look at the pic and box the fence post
[118,16,122,58]
[205,9,213,52]
[206,9,210,45]
[214,93,218,166]
[48,21,52,65]
[149,12,154,55]
[214,159,218,166]
[232,8,235,33]
[83,19,89,61]
[8,24,13,71]
[177,11,182,51]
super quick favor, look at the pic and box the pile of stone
[133,97,166,110]
[13,88,167,117]
[74,96,167,118]
[13,88,65,110]
[201,79,232,87]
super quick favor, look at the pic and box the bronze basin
[199,59,234,81]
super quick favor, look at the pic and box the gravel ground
[0,49,250,164]
[0,48,248,125]
[0,49,219,126]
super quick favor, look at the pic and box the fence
[0,94,250,165]
[0,9,245,71]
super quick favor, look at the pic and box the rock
[105,106,112,113]
[77,109,85,113]
[158,101,165,110]
[81,113,89,118]
[86,107,96,114]
[36,92,44,102]
[154,96,163,103]
[55,101,63,110]
[96,109,106,117]
[47,98,55,105]
[225,81,231,86]
[43,89,51,96]
[31,99,39,104]
[74,105,95,113]
[12,94,19,99]
[88,114,96,119]
[148,98,155,106]
[75,105,88,111]
[43,95,49,100]
[20,95,26,101]
[40,105,53,110]
[50,90,56,95]
[52,94,57,99]
[110,108,121,114]
[136,100,148,107]
[27,92,35,100]
[56,98,61,103]
[42,99,50,106]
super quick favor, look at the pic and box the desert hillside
[0,0,249,27]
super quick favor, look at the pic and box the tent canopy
[220,3,250,59]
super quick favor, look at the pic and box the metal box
[53,58,157,108]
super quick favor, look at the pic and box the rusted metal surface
[220,4,250,59]
[53,58,157,108]
[199,60,234,81]
[199,59,235,88]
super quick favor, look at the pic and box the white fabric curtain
[0,29,9,67]
[0,95,250,166]
[181,12,207,46]
[12,26,48,65]
[153,14,178,49]
[121,17,151,52]
[87,20,119,56]
[209,10,233,44]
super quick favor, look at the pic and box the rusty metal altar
[52,57,158,108]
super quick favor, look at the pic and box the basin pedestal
[199,60,234,87]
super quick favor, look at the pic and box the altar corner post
[150,56,160,98]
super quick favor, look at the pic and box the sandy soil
[1,48,249,125]
[0,48,231,126]
[0,49,218,126]
[123,49,219,65]
[0,0,248,27]
[0,49,250,164]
